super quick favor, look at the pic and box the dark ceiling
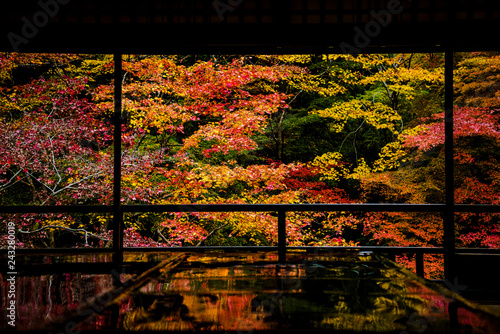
[2,0,500,54]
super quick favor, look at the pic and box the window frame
[3,51,500,281]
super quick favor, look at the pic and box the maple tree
[454,51,500,109]
[355,53,500,277]
[1,54,344,248]
[403,106,500,247]
[106,55,358,248]
[1,51,498,276]
[0,54,113,248]
[306,54,444,184]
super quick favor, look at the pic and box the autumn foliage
[1,52,499,277]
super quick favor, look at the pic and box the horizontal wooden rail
[3,203,500,214]
[2,203,500,277]
[123,203,447,212]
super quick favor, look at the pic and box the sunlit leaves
[372,141,406,172]
[454,52,500,109]
[313,100,402,134]
[403,107,500,151]
[2,51,498,255]
[309,152,347,182]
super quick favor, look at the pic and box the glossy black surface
[1,250,499,333]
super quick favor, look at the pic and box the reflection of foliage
[5,271,116,331]
[119,253,473,332]
[10,252,497,332]
[123,294,194,331]
[1,52,498,265]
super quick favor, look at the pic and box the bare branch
[19,225,109,245]
[0,168,26,192]
[196,222,230,247]
[157,228,170,244]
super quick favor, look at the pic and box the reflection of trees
[121,257,447,332]
[122,292,269,331]
[9,252,498,332]
[6,273,115,331]
[244,261,448,332]
[123,294,195,331]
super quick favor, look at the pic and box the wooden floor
[2,250,500,333]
